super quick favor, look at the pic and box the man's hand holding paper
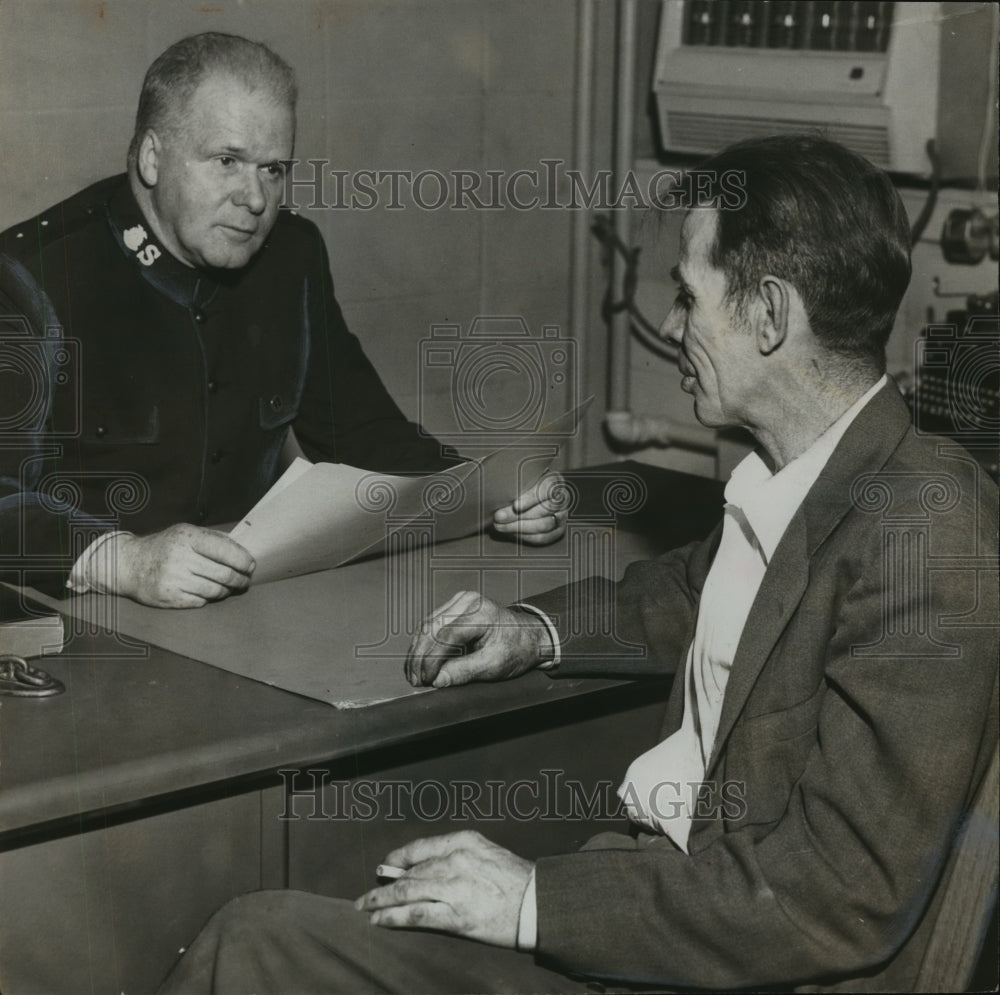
[491,471,569,545]
[75,525,255,609]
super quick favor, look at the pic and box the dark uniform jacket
[529,384,998,991]
[0,175,452,593]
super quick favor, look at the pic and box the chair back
[914,740,999,992]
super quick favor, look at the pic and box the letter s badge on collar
[137,244,161,267]
[123,223,162,267]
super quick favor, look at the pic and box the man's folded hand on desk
[405,591,555,688]
[491,471,569,546]
[71,524,255,609]
[354,830,533,949]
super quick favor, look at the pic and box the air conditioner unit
[652,1,998,182]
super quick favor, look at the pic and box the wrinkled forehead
[678,207,719,267]
[179,73,295,152]
[185,72,293,118]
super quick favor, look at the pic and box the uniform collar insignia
[106,177,219,311]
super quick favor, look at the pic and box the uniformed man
[0,32,566,608]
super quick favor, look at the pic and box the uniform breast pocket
[82,403,160,445]
[727,686,825,829]
[258,385,300,432]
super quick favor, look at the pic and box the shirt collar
[724,376,888,563]
[105,177,220,312]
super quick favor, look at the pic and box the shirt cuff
[66,531,132,594]
[510,603,560,669]
[516,867,538,951]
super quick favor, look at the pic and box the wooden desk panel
[0,791,262,995]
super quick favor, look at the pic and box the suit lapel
[704,381,913,777]
[706,516,810,776]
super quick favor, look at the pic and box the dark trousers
[157,889,630,995]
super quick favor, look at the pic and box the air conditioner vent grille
[664,111,891,167]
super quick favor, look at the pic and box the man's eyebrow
[213,144,286,168]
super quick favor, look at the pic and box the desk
[0,462,723,994]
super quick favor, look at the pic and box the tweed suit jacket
[528,382,999,992]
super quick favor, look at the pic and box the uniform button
[269,394,282,410]
[95,425,106,438]
[193,308,207,323]
[207,379,218,393]
[209,450,223,464]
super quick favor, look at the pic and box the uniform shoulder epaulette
[0,174,125,260]
[274,205,321,237]
[264,206,327,262]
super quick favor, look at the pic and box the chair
[914,739,999,992]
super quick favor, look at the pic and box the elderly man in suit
[159,135,998,993]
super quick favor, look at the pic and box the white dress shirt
[517,376,887,950]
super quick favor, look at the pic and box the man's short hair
[127,32,297,170]
[698,134,912,371]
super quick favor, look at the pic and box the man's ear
[755,275,793,355]
[135,131,161,188]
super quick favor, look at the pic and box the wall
[0,0,617,458]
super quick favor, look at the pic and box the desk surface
[0,461,723,844]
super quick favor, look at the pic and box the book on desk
[0,584,65,658]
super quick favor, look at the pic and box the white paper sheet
[230,459,486,583]
[229,401,590,584]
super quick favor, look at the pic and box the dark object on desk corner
[0,584,66,662]
[0,655,65,697]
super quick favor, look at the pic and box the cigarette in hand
[376,864,406,880]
